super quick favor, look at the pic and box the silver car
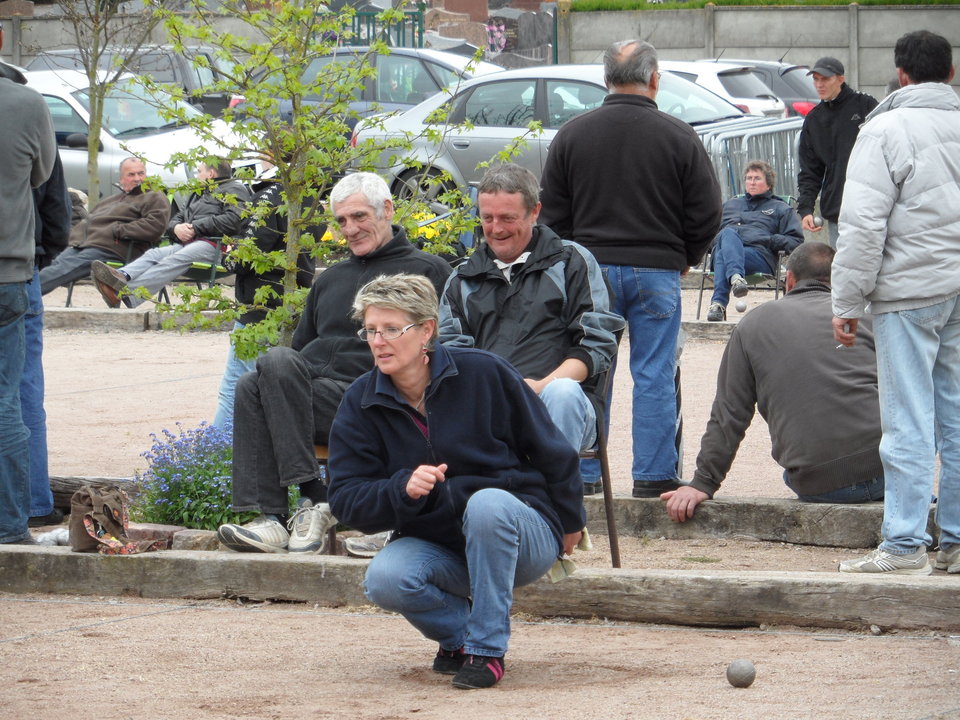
[24,69,233,198]
[353,64,748,199]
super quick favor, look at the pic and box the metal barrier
[698,117,803,201]
[351,6,425,48]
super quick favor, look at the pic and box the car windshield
[658,72,744,125]
[716,69,778,100]
[73,81,203,138]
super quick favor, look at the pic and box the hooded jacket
[291,230,451,382]
[438,224,624,400]
[796,83,878,223]
[327,345,586,555]
[832,82,960,317]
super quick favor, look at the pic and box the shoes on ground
[90,261,128,309]
[934,544,960,573]
[433,646,466,675]
[452,654,505,689]
[287,497,338,554]
[28,508,65,527]
[730,273,749,298]
[3,533,37,545]
[344,530,391,558]
[838,546,932,575]
[582,481,602,496]
[217,514,289,553]
[632,478,684,499]
[706,303,726,322]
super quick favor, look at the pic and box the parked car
[352,64,748,200]
[24,69,235,198]
[253,45,503,124]
[708,59,820,116]
[26,46,236,116]
[658,60,787,118]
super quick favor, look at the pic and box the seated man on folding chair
[439,163,624,495]
[39,157,170,295]
[90,156,252,308]
[706,160,804,322]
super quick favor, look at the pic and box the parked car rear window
[717,69,776,99]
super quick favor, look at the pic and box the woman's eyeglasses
[357,323,421,342]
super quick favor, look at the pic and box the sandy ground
[10,283,959,720]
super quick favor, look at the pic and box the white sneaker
[217,515,289,553]
[344,531,391,558]
[287,498,338,554]
[838,546,932,575]
[934,545,960,573]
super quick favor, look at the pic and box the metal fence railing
[351,6,425,48]
[697,116,804,201]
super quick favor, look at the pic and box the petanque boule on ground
[726,659,757,688]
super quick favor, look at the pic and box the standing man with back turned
[539,39,722,498]
[0,61,55,545]
[796,56,877,248]
[834,30,960,576]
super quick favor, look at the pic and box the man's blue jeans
[710,227,774,306]
[538,378,596,454]
[0,282,31,543]
[784,471,884,503]
[363,489,559,658]
[212,322,260,431]
[874,297,960,554]
[582,265,680,485]
[21,269,53,516]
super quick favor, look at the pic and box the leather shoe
[583,481,602,496]
[29,508,65,527]
[90,260,127,308]
[632,478,685,498]
[706,303,726,322]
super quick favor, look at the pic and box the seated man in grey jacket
[91,156,251,308]
[663,242,884,522]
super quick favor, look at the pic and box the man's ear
[784,270,797,293]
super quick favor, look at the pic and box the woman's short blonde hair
[352,274,440,344]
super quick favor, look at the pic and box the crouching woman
[327,273,585,690]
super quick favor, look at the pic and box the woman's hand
[406,463,448,499]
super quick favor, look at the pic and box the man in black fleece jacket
[217,172,451,554]
[539,39,721,499]
[796,57,877,248]
[662,243,884,524]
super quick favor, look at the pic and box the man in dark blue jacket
[706,160,804,322]
[439,164,624,494]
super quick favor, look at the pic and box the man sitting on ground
[706,160,804,322]
[216,172,451,554]
[663,243,884,523]
[39,157,170,294]
[91,157,251,308]
[439,163,624,495]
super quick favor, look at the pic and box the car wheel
[394,168,457,204]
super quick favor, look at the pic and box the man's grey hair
[477,162,540,213]
[604,39,658,88]
[119,156,144,172]
[786,242,834,284]
[331,172,392,219]
[352,273,439,344]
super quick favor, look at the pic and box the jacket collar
[349,227,410,264]
[823,83,854,108]
[786,279,831,297]
[360,343,459,411]
[459,224,563,281]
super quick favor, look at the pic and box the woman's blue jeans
[0,282,30,543]
[363,489,559,658]
[709,227,774,306]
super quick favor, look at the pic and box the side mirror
[65,132,103,152]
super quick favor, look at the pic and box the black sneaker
[632,479,683,498]
[452,654,505,689]
[433,646,465,675]
[706,303,726,322]
[29,508,65,527]
[583,481,602,496]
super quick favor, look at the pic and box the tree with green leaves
[52,0,165,206]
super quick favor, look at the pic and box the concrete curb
[1,546,956,632]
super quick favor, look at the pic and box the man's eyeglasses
[357,323,421,342]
